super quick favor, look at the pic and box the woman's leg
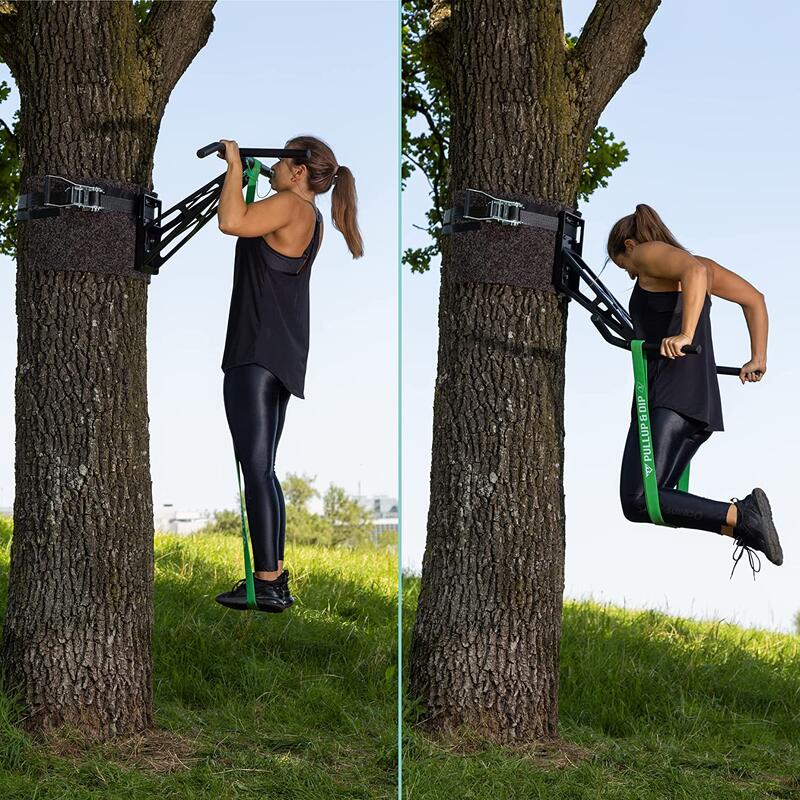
[272,381,291,570]
[620,407,735,534]
[223,364,284,578]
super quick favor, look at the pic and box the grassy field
[403,574,800,800]
[0,516,398,799]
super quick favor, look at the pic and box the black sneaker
[278,568,295,608]
[729,488,783,579]
[215,575,287,613]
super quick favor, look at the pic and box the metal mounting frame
[552,209,634,347]
[15,144,308,277]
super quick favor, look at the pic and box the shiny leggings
[223,364,290,572]
[620,407,731,534]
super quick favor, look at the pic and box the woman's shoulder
[633,240,694,290]
[635,239,677,261]
[268,189,317,216]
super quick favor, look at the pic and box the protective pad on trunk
[19,174,153,284]
[449,189,571,292]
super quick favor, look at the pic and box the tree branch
[422,0,452,89]
[404,98,448,158]
[404,97,447,205]
[0,1,19,77]
[140,0,217,112]
[569,0,661,133]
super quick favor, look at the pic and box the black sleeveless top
[628,281,724,432]
[221,203,323,399]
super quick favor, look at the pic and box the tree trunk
[409,0,660,741]
[0,0,215,738]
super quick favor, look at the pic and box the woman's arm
[217,162,248,233]
[697,256,768,383]
[215,138,293,237]
[218,163,294,237]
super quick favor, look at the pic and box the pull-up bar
[15,141,311,277]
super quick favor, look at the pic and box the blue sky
[403,1,800,633]
[0,1,398,516]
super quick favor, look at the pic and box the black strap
[16,176,138,221]
[442,189,561,235]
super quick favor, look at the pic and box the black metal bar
[590,316,701,356]
[196,141,311,161]
[557,249,633,342]
[644,342,701,355]
[590,314,629,351]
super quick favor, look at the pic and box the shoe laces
[729,497,761,581]
[730,537,762,580]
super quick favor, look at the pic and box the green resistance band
[235,456,257,609]
[630,339,691,526]
[232,158,263,610]
[245,157,261,204]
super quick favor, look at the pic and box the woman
[213,135,363,612]
[608,204,782,580]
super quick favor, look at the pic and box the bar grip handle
[195,143,312,160]
[196,141,223,158]
[642,342,701,355]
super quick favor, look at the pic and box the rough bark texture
[0,1,215,738]
[409,0,660,741]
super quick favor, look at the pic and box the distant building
[0,505,217,536]
[154,503,216,535]
[371,515,398,547]
[354,493,398,517]
[354,493,398,546]
[3,498,397,545]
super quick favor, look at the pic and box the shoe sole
[215,595,288,613]
[752,488,783,566]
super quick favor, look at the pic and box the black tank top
[221,203,323,399]
[628,280,724,432]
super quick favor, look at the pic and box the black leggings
[223,364,291,572]
[620,406,731,534]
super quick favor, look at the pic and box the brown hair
[286,135,364,259]
[606,204,688,264]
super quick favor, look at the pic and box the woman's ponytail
[330,165,364,258]
[633,204,685,250]
[606,203,688,262]
[287,135,364,259]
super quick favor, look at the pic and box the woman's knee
[620,490,648,523]
[238,453,276,483]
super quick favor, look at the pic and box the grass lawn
[403,573,800,799]
[0,517,398,799]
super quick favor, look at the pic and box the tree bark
[409,0,659,741]
[0,0,214,738]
